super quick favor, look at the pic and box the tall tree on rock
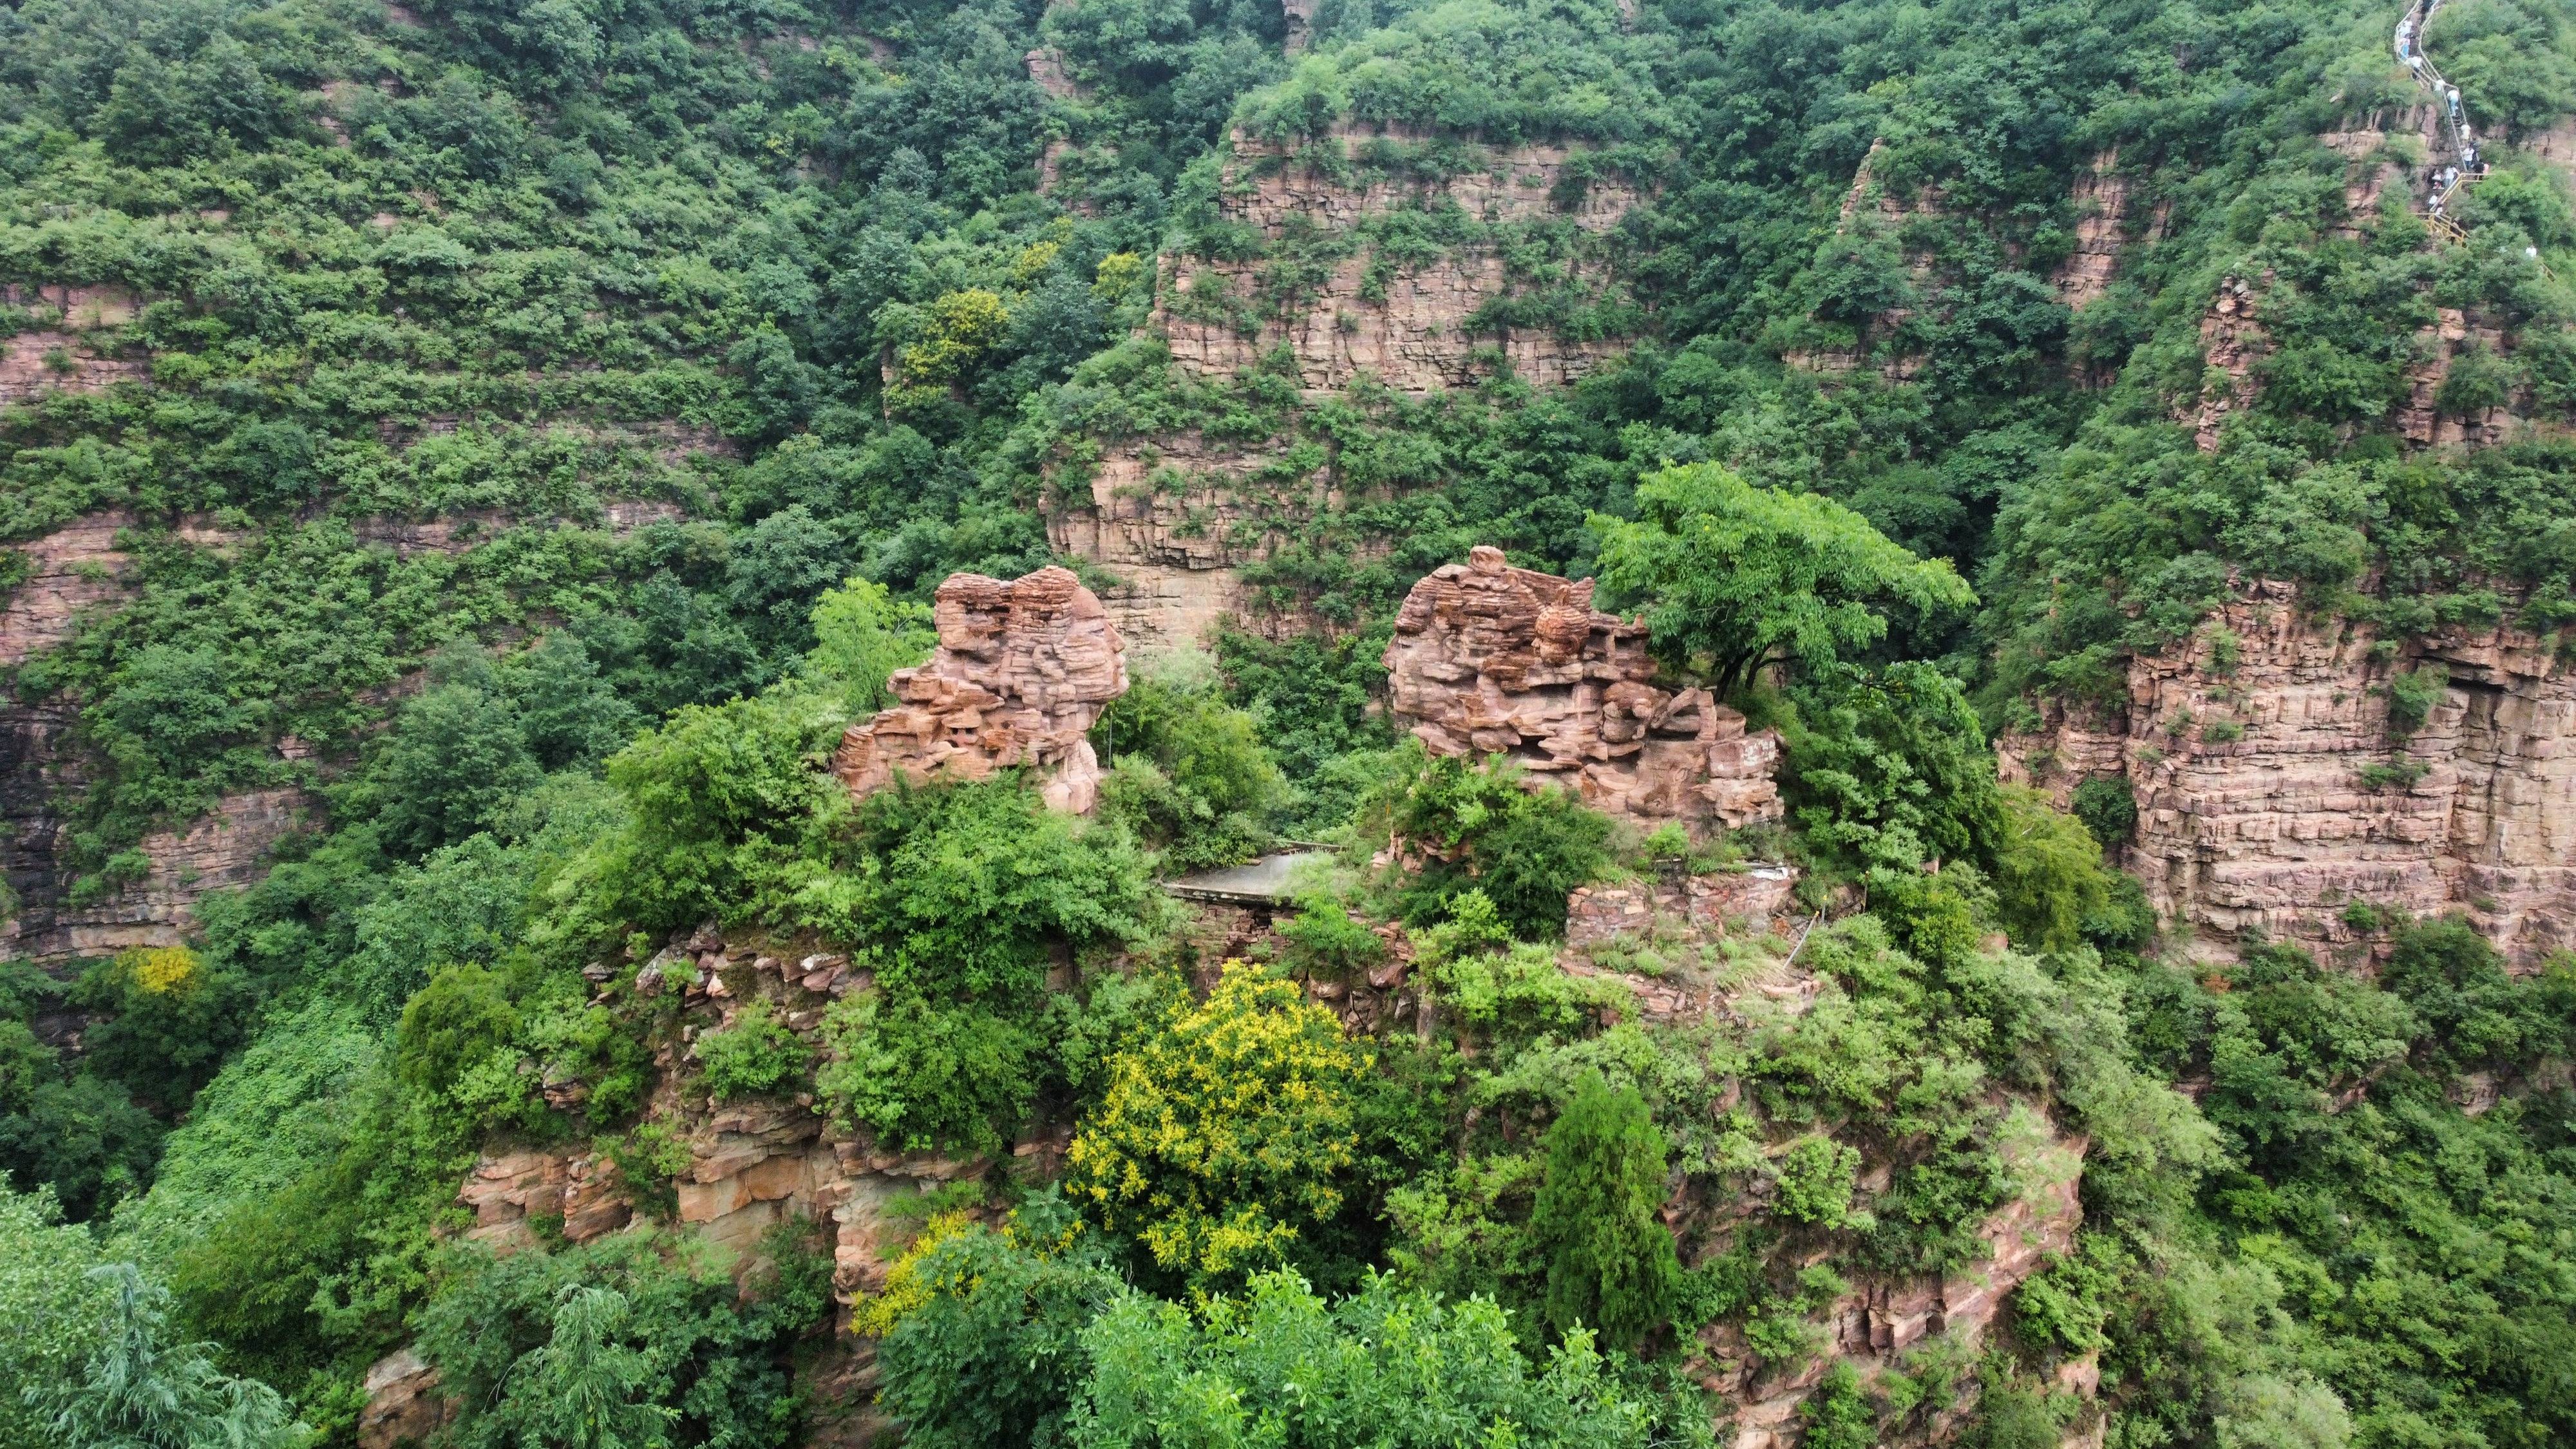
[1592,464,1975,697]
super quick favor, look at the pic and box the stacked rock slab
[1383,546,1783,833]
[832,566,1128,814]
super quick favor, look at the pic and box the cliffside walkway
[2394,0,2483,241]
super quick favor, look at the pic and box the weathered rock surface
[1706,1116,2088,1449]
[357,1347,450,1449]
[0,512,135,667]
[2185,276,2268,450]
[2053,151,2169,310]
[1044,128,1641,654]
[832,566,1127,814]
[0,784,315,967]
[1565,865,1803,952]
[1383,546,1783,833]
[2394,305,2512,448]
[2002,578,2576,969]
[0,328,146,404]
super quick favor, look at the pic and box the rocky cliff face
[1046,128,1641,657]
[2002,580,2576,970]
[832,566,1128,815]
[1383,546,1784,834]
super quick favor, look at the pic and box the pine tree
[1527,1074,1681,1354]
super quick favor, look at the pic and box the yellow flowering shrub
[119,946,204,996]
[1064,960,1369,1284]
[847,1208,978,1339]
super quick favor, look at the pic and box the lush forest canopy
[2,0,2574,1444]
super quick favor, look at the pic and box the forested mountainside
[5,0,2576,1445]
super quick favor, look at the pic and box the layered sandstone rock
[2318,102,2447,238]
[1708,1118,2087,1449]
[2185,276,2268,450]
[1564,864,1803,952]
[0,784,315,967]
[831,566,1127,814]
[1045,128,1641,654]
[2002,578,2576,969]
[357,1348,450,1449]
[2053,151,2169,310]
[0,331,146,405]
[1383,546,1783,833]
[2394,305,2512,448]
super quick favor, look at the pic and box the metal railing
[2394,0,2483,240]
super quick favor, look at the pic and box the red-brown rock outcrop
[831,566,1127,814]
[2185,276,2268,450]
[1383,546,1783,834]
[2002,579,2576,969]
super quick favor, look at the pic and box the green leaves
[1593,464,1975,697]
[1527,1074,1680,1354]
[1068,1271,1654,1449]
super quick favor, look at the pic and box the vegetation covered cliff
[3,0,2575,1447]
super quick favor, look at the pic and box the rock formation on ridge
[831,565,1128,814]
[1383,546,1783,833]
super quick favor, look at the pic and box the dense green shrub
[416,1230,832,1449]
[693,999,814,1102]
[1095,673,1288,871]
[869,1196,1126,1449]
[1594,464,1975,697]
[2069,776,2138,850]
[1068,1270,1654,1448]
[1367,746,1613,940]
[1526,1074,1680,1354]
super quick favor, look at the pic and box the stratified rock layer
[1045,127,1641,657]
[2002,579,2576,969]
[831,566,1127,814]
[1383,546,1783,833]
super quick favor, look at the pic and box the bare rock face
[2394,306,2512,448]
[832,566,1127,814]
[2185,276,2268,450]
[2053,150,2170,312]
[0,784,315,968]
[2002,579,2576,970]
[357,1348,450,1449]
[1382,546,1783,833]
[0,512,135,667]
[1565,866,1802,952]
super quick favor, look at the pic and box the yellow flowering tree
[1065,961,1368,1285]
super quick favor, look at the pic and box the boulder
[833,567,1128,813]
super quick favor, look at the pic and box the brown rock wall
[1045,129,1641,649]
[833,566,1127,814]
[2053,151,2168,310]
[0,785,315,967]
[2001,580,2576,968]
[2394,305,2512,447]
[0,323,146,405]
[1383,546,1784,834]
[2186,277,2268,450]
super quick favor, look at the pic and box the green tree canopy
[1526,1073,1681,1354]
[1593,464,1975,697]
